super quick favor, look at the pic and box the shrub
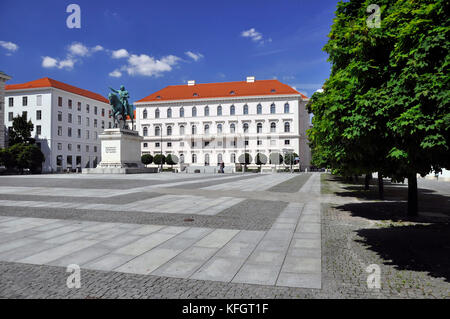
[141,154,153,165]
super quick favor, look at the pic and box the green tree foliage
[307,0,449,216]
[284,153,299,166]
[153,154,166,165]
[0,144,44,173]
[166,154,176,168]
[8,113,35,146]
[141,154,153,165]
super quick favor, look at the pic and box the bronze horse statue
[108,86,134,129]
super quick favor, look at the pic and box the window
[155,142,160,147]
[94,119,97,128]
[245,139,249,146]
[230,123,236,133]
[257,103,262,114]
[243,123,249,133]
[204,106,209,116]
[8,97,13,107]
[86,145,89,152]
[243,104,248,115]
[180,141,184,147]
[78,115,82,125]
[58,111,62,121]
[86,117,90,127]
[257,139,262,145]
[191,141,196,147]
[257,123,262,134]
[204,141,210,147]
[57,143,62,150]
[270,122,276,133]
[231,153,236,163]
[68,144,72,151]
[192,153,197,163]
[155,126,160,136]
[204,154,210,165]
[68,99,72,109]
[68,127,72,137]
[284,122,290,133]
[36,125,41,135]
[192,106,197,117]
[36,110,42,120]
[155,108,160,118]
[77,144,81,152]
[143,127,148,136]
[180,154,184,164]
[8,112,13,121]
[86,104,90,113]
[217,124,223,134]
[167,108,172,118]
[230,105,235,115]
[180,107,184,117]
[285,139,290,145]
[36,95,42,106]
[94,106,98,115]
[77,129,81,138]
[284,103,290,113]
[77,102,82,111]
[22,111,27,119]
[218,153,223,163]
[217,105,222,116]
[143,143,148,148]
[102,121,105,129]
[270,103,276,114]
[58,126,62,136]
[191,125,197,134]
[68,113,73,123]
[180,125,185,135]
[94,132,98,140]
[86,130,90,139]
[143,109,147,119]
[58,97,62,107]
[204,124,210,134]
[167,142,172,147]
[94,146,97,153]
[102,108,105,117]
[167,126,172,136]
[108,122,112,128]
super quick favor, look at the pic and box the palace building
[135,77,311,170]
[4,77,114,172]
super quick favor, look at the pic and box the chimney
[188,80,195,86]
[246,76,255,83]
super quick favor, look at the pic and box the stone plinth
[83,128,156,174]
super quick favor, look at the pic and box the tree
[141,154,153,165]
[8,113,35,146]
[166,154,176,169]
[153,154,166,166]
[255,153,267,172]
[0,144,44,173]
[307,0,449,216]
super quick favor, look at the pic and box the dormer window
[271,89,276,93]
[156,95,161,99]
[230,91,235,95]
[193,93,198,97]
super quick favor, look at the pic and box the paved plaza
[0,172,323,295]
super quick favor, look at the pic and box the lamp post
[160,124,163,172]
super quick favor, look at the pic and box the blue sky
[0,0,338,102]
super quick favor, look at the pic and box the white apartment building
[0,71,12,149]
[4,77,114,172]
[135,77,311,169]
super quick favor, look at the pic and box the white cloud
[42,56,58,68]
[109,69,122,78]
[92,45,104,52]
[112,49,129,59]
[41,42,104,71]
[185,51,204,61]
[122,54,181,77]
[241,28,270,44]
[41,56,75,70]
[0,41,19,52]
[58,58,75,70]
[68,42,89,56]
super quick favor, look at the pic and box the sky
[0,0,338,103]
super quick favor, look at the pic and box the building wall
[4,88,113,172]
[135,95,311,168]
[0,73,11,149]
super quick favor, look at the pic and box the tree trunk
[364,173,371,190]
[378,173,384,200]
[407,173,418,217]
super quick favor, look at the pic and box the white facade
[135,81,311,169]
[4,87,113,172]
[0,72,12,149]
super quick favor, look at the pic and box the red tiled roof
[5,77,109,104]
[136,79,307,103]
[126,109,136,120]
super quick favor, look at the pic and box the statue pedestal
[83,128,157,174]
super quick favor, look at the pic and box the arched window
[180,107,185,117]
[243,123,249,133]
[192,125,197,134]
[257,104,262,114]
[167,126,172,136]
[204,124,210,134]
[143,109,147,119]
[204,106,209,116]
[192,153,197,163]
[167,108,172,118]
[155,126,161,136]
[192,106,197,117]
[243,104,248,115]
[230,123,236,133]
[143,127,148,136]
[217,124,223,134]
[284,122,290,133]
[230,105,235,115]
[270,103,276,114]
[270,122,276,132]
[284,103,290,114]
[204,154,210,166]
[231,153,236,163]
[180,153,184,164]
[217,105,222,116]
[257,123,262,134]
[218,153,223,163]
[155,108,160,118]
[180,125,185,135]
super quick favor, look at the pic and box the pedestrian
[220,162,225,173]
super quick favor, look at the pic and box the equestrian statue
[108,85,134,129]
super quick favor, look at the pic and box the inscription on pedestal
[105,147,117,153]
